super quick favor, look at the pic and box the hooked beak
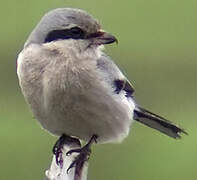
[88,31,118,45]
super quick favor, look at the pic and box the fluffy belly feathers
[17,47,134,143]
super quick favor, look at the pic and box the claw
[55,149,62,166]
[52,134,81,167]
[67,159,77,174]
[66,134,98,174]
[66,148,82,156]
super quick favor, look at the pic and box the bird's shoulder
[96,54,135,97]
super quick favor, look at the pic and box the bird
[17,8,186,172]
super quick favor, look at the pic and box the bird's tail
[133,106,187,139]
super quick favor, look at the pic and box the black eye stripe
[70,27,83,34]
[44,27,85,43]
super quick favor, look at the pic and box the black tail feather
[134,106,187,139]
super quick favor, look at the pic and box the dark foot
[53,134,81,168]
[66,134,98,175]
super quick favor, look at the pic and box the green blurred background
[0,0,196,179]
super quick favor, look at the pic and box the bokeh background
[0,0,196,179]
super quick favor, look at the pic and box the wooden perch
[45,139,89,180]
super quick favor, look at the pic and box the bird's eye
[69,27,85,39]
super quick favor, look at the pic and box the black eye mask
[44,27,86,43]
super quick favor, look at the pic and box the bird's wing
[97,54,135,97]
[97,54,187,139]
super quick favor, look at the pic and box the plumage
[17,8,186,146]
[134,106,187,138]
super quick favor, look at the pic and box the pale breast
[17,43,134,143]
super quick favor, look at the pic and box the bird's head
[24,8,117,51]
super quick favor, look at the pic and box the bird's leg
[66,134,98,175]
[53,134,81,168]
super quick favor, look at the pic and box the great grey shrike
[17,8,186,170]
